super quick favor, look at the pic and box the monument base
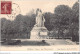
[30,27,49,40]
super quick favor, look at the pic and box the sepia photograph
[0,0,79,51]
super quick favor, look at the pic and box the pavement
[20,39,77,46]
[1,39,77,46]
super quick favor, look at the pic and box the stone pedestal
[30,26,48,40]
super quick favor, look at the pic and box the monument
[30,9,49,40]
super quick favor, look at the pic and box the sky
[0,0,78,20]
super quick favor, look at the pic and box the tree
[1,18,7,34]
[71,2,79,42]
[43,12,53,31]
[54,5,71,14]
[72,2,79,23]
[1,18,7,27]
[54,5,72,38]
[2,20,13,40]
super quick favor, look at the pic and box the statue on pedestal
[31,9,48,40]
[34,9,45,27]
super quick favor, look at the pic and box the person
[35,9,45,27]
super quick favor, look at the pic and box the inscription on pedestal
[40,32,47,36]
